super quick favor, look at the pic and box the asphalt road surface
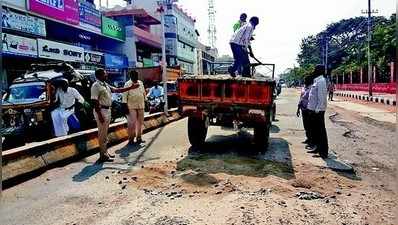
[1,88,396,225]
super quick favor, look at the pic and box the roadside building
[132,0,198,74]
[103,5,162,69]
[196,42,217,75]
[1,0,128,87]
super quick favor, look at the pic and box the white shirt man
[307,75,328,113]
[51,84,85,137]
[230,22,255,50]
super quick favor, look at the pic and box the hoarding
[101,16,125,41]
[104,53,128,69]
[37,39,84,62]
[2,0,26,9]
[84,50,104,65]
[79,1,101,32]
[28,0,79,25]
[2,9,46,36]
[2,33,38,57]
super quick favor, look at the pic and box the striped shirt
[230,23,254,48]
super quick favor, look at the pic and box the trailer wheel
[188,116,208,147]
[254,123,270,153]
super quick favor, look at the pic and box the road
[1,89,396,225]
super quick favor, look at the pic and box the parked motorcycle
[147,96,164,114]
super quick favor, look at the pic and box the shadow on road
[177,131,295,182]
[72,127,165,182]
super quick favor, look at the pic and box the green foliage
[283,14,396,84]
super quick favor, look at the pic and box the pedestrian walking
[228,16,259,77]
[233,13,247,32]
[307,65,329,159]
[51,79,86,137]
[328,80,335,101]
[91,69,139,162]
[296,76,314,146]
[123,70,146,145]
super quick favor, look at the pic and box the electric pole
[362,0,378,96]
[157,0,177,115]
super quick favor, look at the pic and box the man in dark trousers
[307,65,329,158]
[296,76,314,146]
[228,17,259,77]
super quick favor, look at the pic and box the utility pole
[362,0,378,96]
[324,36,329,77]
[157,0,177,115]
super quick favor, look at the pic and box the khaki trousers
[94,109,111,157]
[127,108,144,141]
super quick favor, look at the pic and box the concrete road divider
[2,109,181,184]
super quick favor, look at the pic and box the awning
[133,26,162,49]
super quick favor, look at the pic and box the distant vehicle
[214,64,231,74]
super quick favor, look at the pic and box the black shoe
[136,138,145,144]
[228,67,236,77]
[99,156,114,162]
[307,149,319,154]
[305,145,316,150]
[107,153,115,158]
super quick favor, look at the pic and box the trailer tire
[254,123,270,153]
[188,116,208,147]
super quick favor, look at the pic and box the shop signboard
[2,9,46,36]
[37,39,84,62]
[84,50,104,65]
[2,33,38,57]
[79,1,101,33]
[164,15,177,34]
[101,16,125,41]
[2,0,26,9]
[28,0,79,25]
[104,53,128,69]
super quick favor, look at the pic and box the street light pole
[157,0,177,115]
[160,10,169,115]
[367,0,373,96]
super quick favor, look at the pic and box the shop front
[104,53,129,87]
[1,33,39,87]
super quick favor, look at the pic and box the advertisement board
[84,50,104,65]
[164,15,177,34]
[2,0,26,9]
[28,0,79,25]
[2,9,46,36]
[2,33,38,57]
[79,2,101,33]
[104,53,128,69]
[37,39,84,62]
[101,16,125,41]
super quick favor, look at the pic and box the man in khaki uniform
[123,70,146,144]
[91,69,138,162]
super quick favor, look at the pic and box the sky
[97,0,395,75]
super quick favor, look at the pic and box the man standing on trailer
[228,17,259,77]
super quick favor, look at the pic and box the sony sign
[38,39,84,62]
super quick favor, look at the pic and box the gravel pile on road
[295,191,325,200]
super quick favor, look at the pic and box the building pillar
[350,71,353,84]
[123,25,137,68]
[390,62,395,83]
[360,68,363,83]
